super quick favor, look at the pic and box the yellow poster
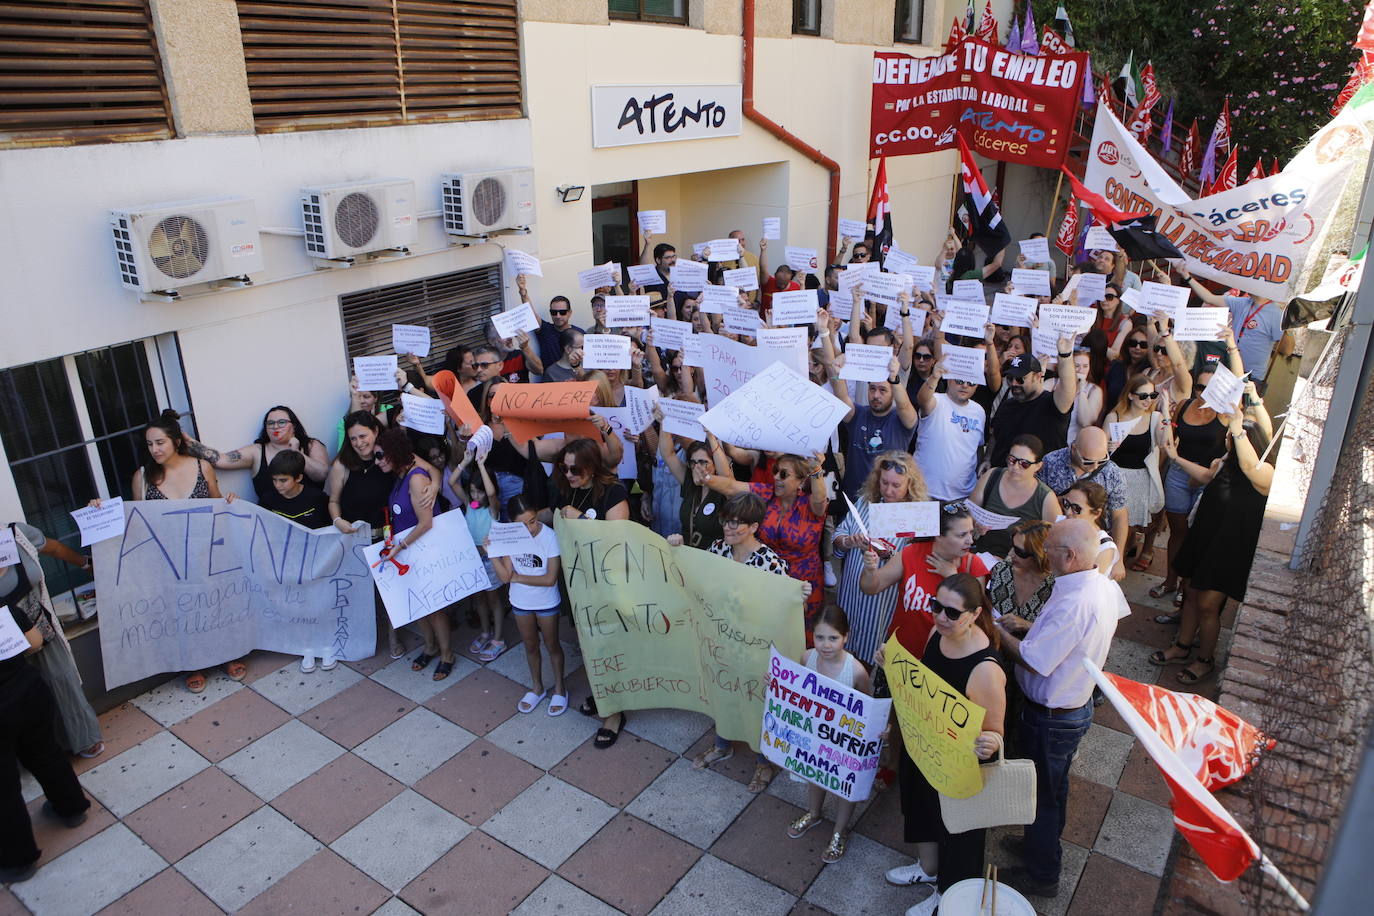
[883,634,987,799]
[555,517,805,749]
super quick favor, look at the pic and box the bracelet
[403,382,415,393]
[1057,351,1072,359]
[900,310,910,317]
[888,376,900,385]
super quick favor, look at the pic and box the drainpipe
[742,0,842,264]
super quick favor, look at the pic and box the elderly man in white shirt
[993,518,1125,898]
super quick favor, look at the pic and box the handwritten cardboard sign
[366,510,489,628]
[700,362,848,455]
[884,634,987,798]
[490,380,601,446]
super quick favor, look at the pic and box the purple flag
[1200,128,1219,186]
[1082,52,1096,108]
[1160,98,1175,154]
[1020,5,1040,54]
[1005,12,1022,52]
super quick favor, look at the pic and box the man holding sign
[831,347,917,499]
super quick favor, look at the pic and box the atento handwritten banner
[94,500,375,688]
[883,634,986,799]
[556,517,805,749]
[761,647,892,802]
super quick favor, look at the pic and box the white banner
[699,333,789,406]
[592,84,743,148]
[366,511,490,628]
[700,362,848,455]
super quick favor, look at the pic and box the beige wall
[520,0,607,26]
[148,0,254,136]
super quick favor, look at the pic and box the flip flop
[548,694,569,717]
[518,690,548,713]
[469,634,491,654]
[478,640,506,663]
[594,712,626,749]
[1130,553,1154,572]
[411,651,436,672]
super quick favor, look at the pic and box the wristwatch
[888,375,900,385]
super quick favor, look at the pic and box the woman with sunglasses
[187,405,329,502]
[1104,375,1167,571]
[987,520,1055,632]
[1093,283,1133,360]
[1060,481,1119,577]
[1102,322,1153,414]
[660,431,731,550]
[831,452,928,665]
[968,434,1060,559]
[877,573,1005,906]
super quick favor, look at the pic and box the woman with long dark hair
[188,405,329,501]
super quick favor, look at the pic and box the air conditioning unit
[300,178,417,260]
[110,197,264,295]
[441,168,535,236]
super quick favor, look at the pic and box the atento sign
[591,84,743,148]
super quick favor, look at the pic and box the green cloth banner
[555,517,806,749]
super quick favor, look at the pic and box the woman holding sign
[1103,376,1167,570]
[877,574,1005,909]
[968,435,1060,559]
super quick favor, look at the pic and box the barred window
[338,265,505,368]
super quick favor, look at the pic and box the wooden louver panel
[239,0,521,132]
[0,0,174,147]
[338,264,504,368]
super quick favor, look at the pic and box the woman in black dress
[1151,389,1273,684]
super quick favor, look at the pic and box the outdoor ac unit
[110,197,264,294]
[300,178,417,259]
[441,168,535,236]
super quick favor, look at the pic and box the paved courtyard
[3,560,1218,916]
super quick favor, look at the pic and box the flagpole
[1045,170,1065,239]
[1259,855,1311,911]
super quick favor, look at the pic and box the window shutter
[0,0,174,147]
[338,264,505,367]
[396,1,522,122]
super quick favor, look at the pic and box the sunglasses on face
[774,469,797,480]
[878,459,904,473]
[373,451,386,461]
[1127,339,1149,349]
[1152,345,1168,354]
[550,308,570,316]
[474,360,501,368]
[1006,455,1036,469]
[930,599,971,620]
[1063,501,1087,515]
[914,352,934,361]
[1011,544,1033,559]
[1078,456,1108,466]
[562,463,580,475]
[1104,294,1119,301]
[1133,391,1160,400]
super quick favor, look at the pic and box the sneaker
[999,865,1060,898]
[823,564,838,588]
[299,655,317,674]
[320,653,338,672]
[885,861,938,886]
[904,891,939,916]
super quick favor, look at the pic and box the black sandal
[432,659,455,681]
[578,696,599,717]
[411,651,436,672]
[1177,657,1215,684]
[593,711,627,750]
[1149,640,1191,666]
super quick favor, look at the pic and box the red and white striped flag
[1245,159,1266,185]
[1179,120,1200,179]
[974,0,999,41]
[1215,146,1240,192]
[1055,196,1081,258]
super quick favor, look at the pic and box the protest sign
[860,271,911,308]
[940,344,987,386]
[762,217,781,239]
[1084,226,1117,251]
[756,327,809,378]
[706,238,741,262]
[1108,420,1136,445]
[624,385,659,434]
[1140,281,1190,320]
[941,301,990,338]
[1011,268,1052,297]
[578,264,616,292]
[583,333,632,370]
[785,246,819,275]
[681,335,705,368]
[723,266,759,292]
[1039,304,1095,336]
[724,305,760,335]
[761,647,891,802]
[838,218,867,241]
[366,510,489,628]
[490,381,601,446]
[484,521,535,559]
[1020,237,1051,263]
[0,609,27,661]
[557,518,805,748]
[670,260,708,292]
[1175,307,1228,341]
[606,295,651,327]
[1075,272,1107,306]
[1030,326,1060,359]
[700,362,848,455]
[908,265,936,293]
[506,249,543,277]
[627,263,661,287]
[94,500,375,688]
[392,324,431,358]
[491,303,539,339]
[829,283,854,310]
[1201,363,1246,414]
[771,289,819,326]
[353,356,398,391]
[699,333,783,406]
[871,37,1088,167]
[868,501,940,539]
[884,246,921,277]
[590,407,638,479]
[990,293,1036,328]
[698,285,738,314]
[838,343,894,383]
[637,210,667,234]
[400,393,445,435]
[965,501,1020,531]
[70,498,126,546]
[1121,287,1142,310]
[659,398,706,440]
[884,634,987,798]
[0,528,15,567]
[951,280,984,302]
[650,317,691,352]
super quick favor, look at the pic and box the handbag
[939,733,1037,833]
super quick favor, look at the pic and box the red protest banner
[871,37,1087,168]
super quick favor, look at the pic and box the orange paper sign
[490,381,602,446]
[430,370,484,433]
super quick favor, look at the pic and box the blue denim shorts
[1163,461,1204,515]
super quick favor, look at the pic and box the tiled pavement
[3,558,1229,916]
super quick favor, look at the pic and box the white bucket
[935,876,1036,915]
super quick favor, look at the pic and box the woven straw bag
[939,734,1037,833]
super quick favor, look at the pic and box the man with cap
[986,335,1076,469]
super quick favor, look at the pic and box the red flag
[974,1,998,41]
[1213,97,1232,157]
[1332,51,1374,115]
[867,156,892,259]
[1244,159,1266,184]
[1270,157,1282,177]
[1357,0,1374,52]
[1179,120,1200,179]
[945,9,969,50]
[1060,167,1148,223]
[1139,62,1162,110]
[1039,24,1070,55]
[1054,196,1081,257]
[1216,146,1240,191]
[1090,665,1263,882]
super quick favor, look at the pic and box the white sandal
[517,690,548,714]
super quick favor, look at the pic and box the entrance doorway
[591,181,637,282]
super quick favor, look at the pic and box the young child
[450,450,507,662]
[785,604,874,864]
[488,495,566,716]
[259,450,333,673]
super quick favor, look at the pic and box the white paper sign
[353,356,398,391]
[401,393,446,435]
[706,238,741,262]
[941,344,987,386]
[867,501,941,539]
[838,343,894,383]
[966,500,1021,531]
[659,398,707,440]
[699,333,788,406]
[908,265,937,293]
[628,263,662,287]
[860,271,911,308]
[484,521,536,559]
[682,335,706,367]
[770,289,819,326]
[1175,307,1228,342]
[698,285,738,314]
[506,249,543,277]
[1030,326,1060,358]
[367,511,488,627]
[951,279,985,302]
[70,498,126,547]
[1039,304,1096,336]
[990,293,1037,328]
[1140,281,1191,320]
[0,606,27,660]
[1108,420,1136,444]
[637,210,667,234]
[624,384,660,434]
[1121,288,1142,310]
[828,283,854,310]
[723,305,760,335]
[669,260,708,292]
[691,243,707,259]
[699,362,848,455]
[723,266,759,292]
[579,265,616,292]
[0,528,16,567]
[756,327,809,378]
[391,324,431,358]
[941,301,991,338]
[1084,226,1117,251]
[650,317,692,351]
[606,295,651,327]
[884,246,920,277]
[838,218,867,241]
[1011,268,1052,297]
[583,334,631,369]
[762,217,781,240]
[1075,272,1107,305]
[1201,362,1246,414]
[785,246,820,274]
[1020,237,1051,262]
[589,406,638,479]
[491,303,539,339]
